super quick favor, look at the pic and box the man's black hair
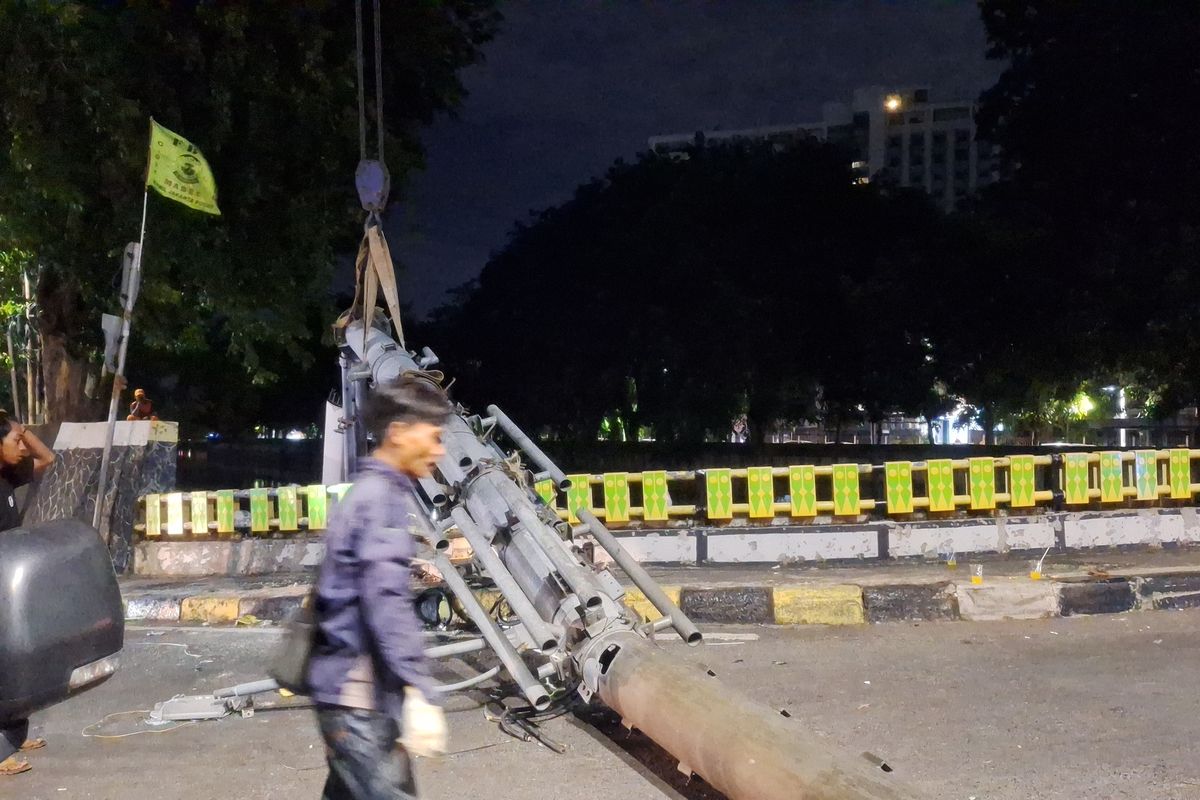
[362,375,452,442]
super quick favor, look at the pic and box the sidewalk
[119,548,1200,627]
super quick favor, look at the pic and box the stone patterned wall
[24,422,177,572]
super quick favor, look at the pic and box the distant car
[0,520,124,725]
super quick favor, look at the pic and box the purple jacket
[307,458,434,716]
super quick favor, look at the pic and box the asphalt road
[13,610,1200,800]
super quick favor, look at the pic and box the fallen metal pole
[578,509,701,645]
[336,318,927,793]
[590,632,922,800]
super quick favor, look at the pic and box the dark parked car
[0,520,124,724]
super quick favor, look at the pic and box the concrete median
[120,554,1200,628]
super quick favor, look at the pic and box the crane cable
[354,0,386,163]
[341,0,405,350]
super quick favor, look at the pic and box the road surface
[15,610,1200,799]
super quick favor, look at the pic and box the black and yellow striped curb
[123,569,1200,627]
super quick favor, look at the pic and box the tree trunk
[41,330,97,423]
[624,406,641,444]
[926,418,935,445]
[982,404,996,446]
[35,266,100,423]
[745,410,768,446]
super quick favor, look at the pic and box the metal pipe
[339,355,359,478]
[417,346,439,369]
[213,679,280,699]
[417,475,448,507]
[432,666,500,694]
[434,554,550,711]
[21,271,34,424]
[424,637,488,659]
[209,641,494,700]
[492,478,604,610]
[447,425,482,471]
[461,485,513,536]
[436,455,466,488]
[453,416,507,469]
[5,322,21,420]
[579,510,701,645]
[450,506,560,652]
[440,415,505,483]
[345,320,418,384]
[407,505,450,553]
[592,632,922,800]
[91,237,142,535]
[496,525,574,622]
[486,404,569,490]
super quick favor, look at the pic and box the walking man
[308,375,451,799]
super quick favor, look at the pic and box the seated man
[127,388,158,421]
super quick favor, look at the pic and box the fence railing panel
[137,449,1200,537]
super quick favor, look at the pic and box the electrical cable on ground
[130,641,205,659]
[81,709,200,740]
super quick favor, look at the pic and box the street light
[885,94,902,112]
[1102,385,1128,447]
[1069,391,1095,417]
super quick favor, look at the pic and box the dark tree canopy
[3,0,1195,443]
[977,0,1200,416]
[418,2,1200,447]
[0,0,500,430]
[432,141,987,443]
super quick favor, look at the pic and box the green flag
[145,119,220,215]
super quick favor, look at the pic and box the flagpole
[92,189,148,535]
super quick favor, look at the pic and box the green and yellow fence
[137,449,1200,537]
[136,484,350,537]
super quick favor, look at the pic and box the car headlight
[69,653,121,691]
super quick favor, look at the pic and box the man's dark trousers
[1,719,28,762]
[316,704,417,800]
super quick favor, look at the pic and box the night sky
[393,1,1001,315]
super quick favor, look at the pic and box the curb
[121,569,1200,628]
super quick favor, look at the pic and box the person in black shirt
[0,412,56,777]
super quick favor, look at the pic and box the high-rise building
[647,86,999,212]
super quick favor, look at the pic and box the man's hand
[14,421,56,477]
[400,687,447,758]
